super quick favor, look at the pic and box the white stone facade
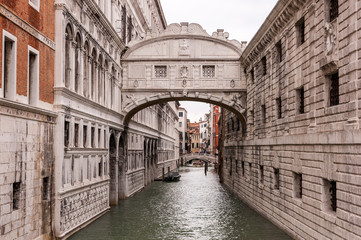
[221,0,361,239]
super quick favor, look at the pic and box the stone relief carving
[231,93,247,109]
[133,80,139,88]
[230,79,235,88]
[123,94,138,108]
[60,185,108,232]
[180,66,188,78]
[179,39,190,56]
[325,22,336,55]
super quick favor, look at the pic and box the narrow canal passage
[70,167,292,240]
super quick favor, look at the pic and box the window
[121,6,127,41]
[262,104,266,123]
[328,0,339,22]
[235,159,238,173]
[155,66,167,78]
[323,179,337,212]
[196,143,199,148]
[241,161,245,177]
[273,168,280,190]
[42,177,49,200]
[329,72,339,106]
[296,17,305,45]
[261,56,267,76]
[98,129,101,148]
[64,121,70,147]
[29,0,40,11]
[276,97,282,119]
[179,122,182,127]
[259,165,264,184]
[237,119,240,131]
[293,173,302,199]
[250,68,254,84]
[13,182,21,210]
[202,65,215,78]
[98,159,103,177]
[91,127,95,147]
[297,87,305,114]
[179,112,183,117]
[104,130,106,148]
[74,123,79,147]
[83,125,88,147]
[276,40,282,62]
[127,16,133,43]
[2,30,17,100]
[28,46,39,106]
[248,163,252,179]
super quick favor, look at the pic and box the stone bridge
[121,23,248,130]
[181,153,217,164]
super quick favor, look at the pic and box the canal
[69,167,293,240]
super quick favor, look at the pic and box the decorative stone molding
[325,22,336,55]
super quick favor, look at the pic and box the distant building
[188,122,200,153]
[177,106,188,155]
[210,105,221,155]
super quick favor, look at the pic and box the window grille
[241,161,245,176]
[276,97,282,119]
[250,68,255,83]
[276,41,282,62]
[330,72,339,106]
[262,104,266,123]
[259,165,264,184]
[294,173,302,198]
[74,123,79,147]
[64,121,70,147]
[329,0,339,22]
[202,65,215,78]
[261,57,267,76]
[330,181,337,211]
[155,66,167,78]
[83,125,88,147]
[298,87,305,114]
[274,168,280,190]
[13,182,21,210]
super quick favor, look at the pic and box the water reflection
[70,167,292,240]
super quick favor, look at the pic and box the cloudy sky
[160,0,278,122]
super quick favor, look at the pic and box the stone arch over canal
[121,22,248,131]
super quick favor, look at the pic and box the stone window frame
[293,172,303,199]
[29,0,40,12]
[276,97,282,119]
[2,30,17,100]
[27,46,39,106]
[326,0,339,23]
[259,164,264,185]
[275,40,283,63]
[202,65,216,78]
[261,56,267,76]
[154,65,167,78]
[322,179,337,213]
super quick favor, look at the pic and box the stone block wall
[221,0,361,239]
[0,102,55,240]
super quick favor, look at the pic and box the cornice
[241,0,312,67]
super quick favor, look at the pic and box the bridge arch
[121,22,247,130]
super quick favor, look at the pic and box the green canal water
[69,167,293,240]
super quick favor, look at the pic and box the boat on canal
[164,172,181,182]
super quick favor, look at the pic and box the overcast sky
[161,0,278,122]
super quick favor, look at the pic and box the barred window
[294,173,302,199]
[202,65,215,78]
[329,0,338,22]
[274,168,280,190]
[296,17,305,45]
[250,68,255,84]
[261,57,267,76]
[276,97,282,119]
[155,66,167,78]
[329,72,339,106]
[297,87,305,114]
[262,104,266,123]
[276,40,282,62]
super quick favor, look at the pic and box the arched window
[231,118,234,131]
[104,60,108,105]
[83,41,89,97]
[111,66,115,107]
[98,54,103,103]
[91,49,97,99]
[65,24,73,88]
[75,33,81,93]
